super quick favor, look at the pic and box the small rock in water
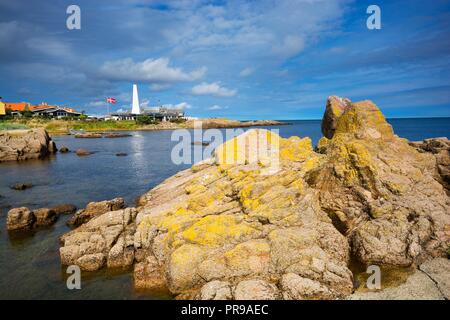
[192,141,210,146]
[116,153,128,157]
[11,183,33,191]
[75,133,102,139]
[105,133,132,138]
[33,208,57,227]
[6,207,35,231]
[59,146,70,153]
[76,149,91,156]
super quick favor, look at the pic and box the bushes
[136,115,160,125]
[169,117,186,124]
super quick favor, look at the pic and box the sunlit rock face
[0,128,57,162]
[59,96,450,300]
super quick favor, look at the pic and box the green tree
[22,106,33,118]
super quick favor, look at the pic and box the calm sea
[0,117,449,299]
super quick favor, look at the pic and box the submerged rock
[0,128,57,162]
[11,183,33,191]
[59,146,70,153]
[59,96,450,300]
[75,149,91,156]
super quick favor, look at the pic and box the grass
[0,117,282,134]
[0,122,29,130]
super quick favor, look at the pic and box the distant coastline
[0,118,288,135]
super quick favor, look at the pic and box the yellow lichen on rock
[214,129,280,167]
[280,137,314,162]
[182,215,261,247]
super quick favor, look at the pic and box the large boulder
[60,208,137,271]
[0,128,57,162]
[66,198,125,227]
[59,96,450,300]
[321,96,352,139]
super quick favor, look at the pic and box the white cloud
[150,83,172,92]
[191,82,237,97]
[99,57,207,83]
[160,102,192,110]
[208,104,228,110]
[86,100,107,107]
[239,67,254,77]
[272,35,305,59]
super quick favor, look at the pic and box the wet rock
[349,258,450,300]
[75,133,102,139]
[50,204,77,215]
[33,208,57,226]
[59,146,70,153]
[7,207,35,231]
[116,153,128,157]
[11,183,33,190]
[75,149,91,156]
[66,198,125,227]
[0,128,57,162]
[133,255,167,290]
[104,133,132,138]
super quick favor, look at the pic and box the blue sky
[0,0,449,119]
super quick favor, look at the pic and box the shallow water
[0,118,449,299]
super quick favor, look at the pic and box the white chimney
[131,84,141,115]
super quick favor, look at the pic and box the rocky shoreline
[0,128,57,162]
[51,96,449,300]
[3,97,449,299]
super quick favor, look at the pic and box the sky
[0,0,449,119]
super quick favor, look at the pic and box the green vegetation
[136,115,160,125]
[0,122,29,130]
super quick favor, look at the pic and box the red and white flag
[106,97,116,104]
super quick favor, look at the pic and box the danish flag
[106,97,116,104]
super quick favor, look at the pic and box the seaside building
[3,101,81,118]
